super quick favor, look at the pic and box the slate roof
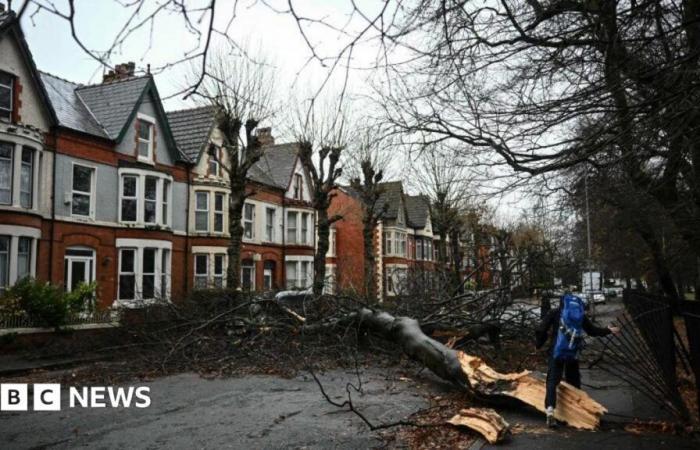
[40,72,107,137]
[250,143,300,189]
[376,181,404,220]
[166,106,217,161]
[405,194,431,229]
[76,76,151,139]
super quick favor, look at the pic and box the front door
[64,248,95,292]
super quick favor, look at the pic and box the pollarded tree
[194,47,277,290]
[347,126,392,301]
[292,99,347,297]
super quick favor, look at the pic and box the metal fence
[0,309,115,330]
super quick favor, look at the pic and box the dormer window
[293,173,302,200]
[0,72,13,121]
[208,151,219,177]
[137,115,154,163]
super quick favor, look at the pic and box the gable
[0,22,54,130]
[285,157,311,201]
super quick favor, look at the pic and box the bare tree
[291,98,347,297]
[346,125,392,301]
[411,146,470,291]
[193,46,277,289]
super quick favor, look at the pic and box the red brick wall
[328,189,368,293]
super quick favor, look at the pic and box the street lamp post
[584,167,595,316]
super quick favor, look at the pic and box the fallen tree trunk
[354,308,607,433]
[448,408,510,444]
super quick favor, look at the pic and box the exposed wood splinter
[448,407,510,444]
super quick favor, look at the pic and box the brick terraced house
[0,10,317,308]
[328,181,437,300]
[166,107,316,292]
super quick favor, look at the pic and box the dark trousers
[544,356,581,409]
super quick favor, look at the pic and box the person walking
[535,293,620,427]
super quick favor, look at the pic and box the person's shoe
[546,407,558,428]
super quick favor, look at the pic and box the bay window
[243,203,254,238]
[195,191,209,231]
[119,171,172,226]
[285,258,313,289]
[71,164,94,217]
[116,240,171,303]
[0,228,39,292]
[383,230,407,257]
[193,252,227,288]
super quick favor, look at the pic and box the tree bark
[362,218,377,300]
[313,208,331,297]
[353,308,606,430]
[227,181,246,290]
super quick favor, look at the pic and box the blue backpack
[553,294,586,361]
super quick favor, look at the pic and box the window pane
[0,143,12,204]
[0,85,10,111]
[195,211,208,231]
[21,149,33,207]
[145,177,157,200]
[214,214,223,232]
[123,176,137,196]
[66,248,94,257]
[215,193,224,211]
[214,255,224,274]
[72,193,90,216]
[196,192,208,210]
[121,199,137,221]
[120,249,135,272]
[17,237,31,280]
[73,165,92,192]
[143,248,156,273]
[138,120,151,140]
[119,275,135,300]
[195,255,208,275]
[0,236,7,289]
[144,200,156,223]
[70,261,86,291]
[142,275,155,299]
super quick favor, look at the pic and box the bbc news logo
[1,384,151,411]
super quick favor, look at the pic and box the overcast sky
[16,0,537,221]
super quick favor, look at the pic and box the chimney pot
[257,127,274,146]
[103,62,136,83]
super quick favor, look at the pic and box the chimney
[103,62,136,83]
[257,127,275,146]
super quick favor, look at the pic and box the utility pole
[584,167,595,316]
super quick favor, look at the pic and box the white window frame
[287,211,298,244]
[19,147,33,208]
[327,228,336,257]
[119,174,139,223]
[71,163,96,218]
[243,203,255,239]
[241,260,255,291]
[0,225,40,292]
[213,254,226,288]
[265,207,275,242]
[194,253,209,288]
[162,179,171,227]
[136,113,155,163]
[301,213,309,244]
[293,173,302,200]
[143,176,159,225]
[195,191,210,232]
[0,71,13,121]
[63,247,97,293]
[285,256,313,290]
[0,141,13,205]
[214,193,225,233]
[115,239,172,305]
[208,153,219,178]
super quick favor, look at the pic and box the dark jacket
[535,307,610,352]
